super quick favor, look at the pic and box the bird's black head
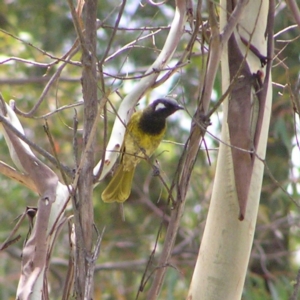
[150,98,184,118]
[138,98,183,135]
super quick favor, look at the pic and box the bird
[101,98,183,203]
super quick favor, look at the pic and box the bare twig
[0,209,29,251]
[43,121,71,187]
[12,51,79,117]
[0,112,73,176]
[99,0,127,66]
[286,0,300,29]
[290,268,300,300]
[84,227,105,298]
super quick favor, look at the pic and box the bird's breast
[121,112,166,171]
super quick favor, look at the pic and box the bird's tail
[101,165,135,203]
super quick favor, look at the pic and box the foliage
[0,0,299,299]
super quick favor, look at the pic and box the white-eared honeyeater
[102,98,183,203]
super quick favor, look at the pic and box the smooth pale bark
[0,99,70,299]
[187,1,272,299]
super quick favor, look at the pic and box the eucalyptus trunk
[187,1,273,299]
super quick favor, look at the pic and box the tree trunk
[73,0,98,298]
[187,1,273,299]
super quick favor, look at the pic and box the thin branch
[0,113,73,176]
[84,227,105,298]
[0,209,29,251]
[0,76,80,85]
[290,268,300,300]
[286,0,300,29]
[43,121,71,187]
[12,51,79,117]
[0,28,80,65]
[99,0,127,66]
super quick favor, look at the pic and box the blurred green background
[0,0,299,299]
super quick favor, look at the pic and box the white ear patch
[154,103,166,111]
